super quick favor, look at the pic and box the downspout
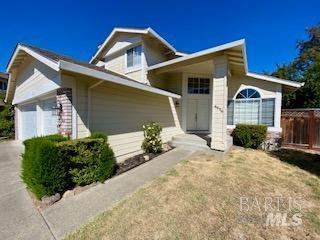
[87,80,104,135]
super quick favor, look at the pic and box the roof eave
[246,72,304,88]
[147,39,246,72]
[59,60,181,99]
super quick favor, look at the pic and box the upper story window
[126,45,142,71]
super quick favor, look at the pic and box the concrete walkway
[42,148,195,239]
[0,141,55,240]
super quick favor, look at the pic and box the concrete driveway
[0,141,54,240]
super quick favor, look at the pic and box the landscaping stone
[62,190,75,199]
[40,193,61,208]
[143,154,150,161]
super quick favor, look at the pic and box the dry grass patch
[66,149,320,240]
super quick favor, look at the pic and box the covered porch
[147,40,247,151]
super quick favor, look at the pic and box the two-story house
[4,27,303,161]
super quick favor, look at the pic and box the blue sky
[1,0,319,73]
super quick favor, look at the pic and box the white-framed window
[187,77,210,94]
[227,88,275,127]
[126,45,142,72]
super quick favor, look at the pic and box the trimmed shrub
[88,132,108,141]
[21,136,69,199]
[21,134,116,198]
[232,124,267,149]
[59,139,116,186]
[141,122,163,153]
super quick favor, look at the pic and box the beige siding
[13,56,59,104]
[104,53,125,74]
[76,78,89,138]
[103,34,142,57]
[62,74,90,139]
[143,38,168,66]
[126,70,143,82]
[104,48,144,83]
[90,81,183,161]
[211,59,228,151]
[228,75,279,98]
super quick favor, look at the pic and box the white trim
[247,72,304,88]
[90,27,178,64]
[124,44,143,74]
[233,86,263,100]
[147,28,176,53]
[175,51,188,57]
[6,45,59,72]
[59,60,181,99]
[147,39,246,71]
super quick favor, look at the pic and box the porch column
[211,56,228,151]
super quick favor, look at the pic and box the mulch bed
[115,144,174,175]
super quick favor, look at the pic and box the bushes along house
[232,124,267,149]
[21,133,116,199]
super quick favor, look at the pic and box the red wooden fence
[281,109,320,150]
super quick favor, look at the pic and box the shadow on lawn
[270,149,320,177]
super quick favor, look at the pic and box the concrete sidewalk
[0,141,55,240]
[43,148,195,239]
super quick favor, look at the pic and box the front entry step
[169,134,211,151]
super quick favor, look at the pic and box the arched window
[227,88,275,126]
[236,88,261,99]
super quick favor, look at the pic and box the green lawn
[65,148,320,240]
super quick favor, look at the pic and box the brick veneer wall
[56,88,72,138]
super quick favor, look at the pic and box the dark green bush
[21,137,69,199]
[21,134,116,198]
[0,104,14,138]
[59,139,116,186]
[88,132,108,141]
[142,122,163,153]
[232,124,267,149]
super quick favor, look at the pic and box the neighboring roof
[5,44,181,103]
[0,72,9,80]
[147,39,248,73]
[90,27,183,64]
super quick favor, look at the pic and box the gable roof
[5,44,181,103]
[148,39,248,73]
[147,39,303,89]
[90,27,185,64]
[246,72,303,89]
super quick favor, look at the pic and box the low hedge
[59,138,115,186]
[21,133,115,199]
[21,135,69,199]
[232,124,267,149]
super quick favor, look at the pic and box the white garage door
[41,98,58,136]
[20,103,37,140]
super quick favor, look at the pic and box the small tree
[0,92,14,138]
[142,122,163,153]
